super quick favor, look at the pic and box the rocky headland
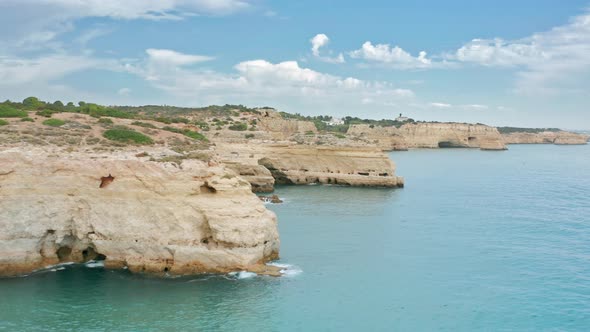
[501,131,589,145]
[347,122,508,151]
[216,143,403,189]
[0,147,280,277]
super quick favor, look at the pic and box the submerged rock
[259,195,283,204]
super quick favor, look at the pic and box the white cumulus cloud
[448,11,590,95]
[117,88,131,96]
[146,49,213,66]
[349,41,432,69]
[310,33,345,64]
[0,0,253,50]
[430,102,452,108]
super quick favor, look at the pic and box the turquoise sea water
[1,145,589,331]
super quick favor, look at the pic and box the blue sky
[1,0,589,128]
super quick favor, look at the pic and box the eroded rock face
[348,123,508,151]
[257,116,317,140]
[224,163,275,193]
[502,131,589,145]
[215,143,403,188]
[257,145,404,188]
[0,148,279,277]
[347,125,409,151]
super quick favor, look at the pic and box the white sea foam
[228,271,258,279]
[42,262,74,270]
[267,262,303,277]
[84,260,105,268]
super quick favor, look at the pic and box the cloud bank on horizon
[0,0,589,128]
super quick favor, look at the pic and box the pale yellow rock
[216,143,404,188]
[257,113,317,140]
[224,162,275,192]
[502,131,589,145]
[348,123,507,151]
[0,148,279,277]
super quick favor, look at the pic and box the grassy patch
[245,133,255,139]
[103,127,153,145]
[98,117,114,125]
[154,117,172,124]
[0,105,27,118]
[162,126,208,141]
[0,119,8,126]
[497,127,561,134]
[334,133,346,139]
[42,119,66,127]
[183,130,207,141]
[228,122,247,131]
[36,110,54,118]
[131,121,157,129]
[21,117,34,122]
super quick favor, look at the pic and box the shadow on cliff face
[438,141,468,148]
[200,182,217,194]
[48,233,107,265]
[258,158,294,185]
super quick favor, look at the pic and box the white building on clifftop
[327,117,344,125]
[395,113,410,122]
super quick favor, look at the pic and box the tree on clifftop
[22,97,44,109]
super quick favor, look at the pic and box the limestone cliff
[502,131,589,145]
[0,148,280,277]
[216,144,404,188]
[346,125,408,151]
[348,123,507,151]
[224,162,275,192]
[257,117,317,140]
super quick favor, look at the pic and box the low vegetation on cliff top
[497,127,561,134]
[2,97,568,141]
[42,119,66,127]
[103,127,154,145]
[279,112,415,133]
[0,105,27,118]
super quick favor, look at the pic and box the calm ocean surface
[1,145,589,331]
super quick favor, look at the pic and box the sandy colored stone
[502,131,589,145]
[224,162,275,192]
[0,147,279,277]
[348,123,507,151]
[216,143,404,188]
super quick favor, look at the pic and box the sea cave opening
[438,141,466,148]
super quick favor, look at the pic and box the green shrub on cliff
[131,121,157,129]
[22,97,44,109]
[98,118,114,125]
[0,105,27,118]
[42,119,66,127]
[103,127,153,145]
[228,122,247,131]
[36,110,54,118]
[162,126,208,141]
[497,127,561,134]
[183,130,207,141]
